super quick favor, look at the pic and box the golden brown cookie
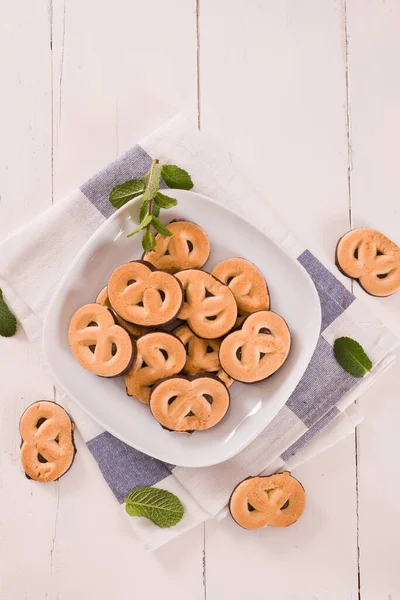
[125,331,187,404]
[143,221,210,273]
[211,258,270,315]
[68,303,135,377]
[175,270,237,339]
[96,286,149,338]
[219,310,291,383]
[229,472,306,529]
[336,228,400,297]
[150,375,230,432]
[108,260,183,326]
[174,324,233,387]
[20,401,76,482]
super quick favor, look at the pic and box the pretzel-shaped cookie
[20,401,76,482]
[144,221,210,273]
[150,375,230,432]
[175,270,237,339]
[96,286,149,338]
[229,472,306,529]
[68,303,135,377]
[174,324,233,387]
[108,261,183,326]
[219,310,291,383]
[211,257,270,315]
[125,331,187,404]
[336,228,400,296]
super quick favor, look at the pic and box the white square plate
[43,190,321,467]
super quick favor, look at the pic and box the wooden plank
[346,1,400,598]
[51,0,198,200]
[49,1,204,598]
[199,1,359,598]
[0,2,55,599]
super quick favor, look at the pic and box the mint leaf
[333,337,372,377]
[124,486,184,528]
[0,289,17,338]
[109,180,144,209]
[161,165,193,190]
[154,192,178,209]
[152,217,172,237]
[139,199,149,223]
[142,229,156,253]
[127,214,153,238]
[152,202,160,217]
[142,160,162,203]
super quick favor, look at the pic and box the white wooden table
[1,2,399,599]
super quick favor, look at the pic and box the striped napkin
[0,115,397,550]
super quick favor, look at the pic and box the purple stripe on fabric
[286,336,357,427]
[280,406,340,463]
[298,249,355,332]
[87,431,173,503]
[80,145,153,218]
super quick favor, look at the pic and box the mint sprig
[0,289,17,338]
[333,336,372,377]
[109,159,193,253]
[124,486,184,528]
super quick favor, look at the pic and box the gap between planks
[343,1,360,599]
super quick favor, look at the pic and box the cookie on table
[336,228,400,297]
[125,331,187,404]
[219,310,291,383]
[174,323,233,388]
[175,269,237,339]
[229,472,306,529]
[108,260,183,327]
[211,257,270,315]
[20,401,76,482]
[96,286,148,338]
[68,303,135,377]
[143,220,210,273]
[149,374,230,432]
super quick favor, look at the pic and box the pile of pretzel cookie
[68,220,291,433]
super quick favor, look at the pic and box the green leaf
[333,337,372,377]
[142,160,162,203]
[109,180,144,209]
[153,192,178,209]
[142,229,156,253]
[126,214,153,238]
[152,217,172,237]
[139,198,149,223]
[124,486,184,528]
[151,202,160,217]
[161,165,193,190]
[0,289,17,338]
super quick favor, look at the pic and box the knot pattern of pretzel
[108,261,183,326]
[125,331,187,404]
[211,257,270,315]
[219,310,291,382]
[175,270,237,339]
[20,401,75,482]
[150,375,230,431]
[174,324,233,387]
[68,303,135,377]
[96,286,148,338]
[336,228,400,297]
[229,472,306,529]
[144,221,210,273]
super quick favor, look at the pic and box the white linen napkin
[0,115,397,550]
